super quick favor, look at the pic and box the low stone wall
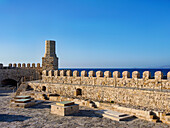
[41,70,170,90]
[27,81,170,112]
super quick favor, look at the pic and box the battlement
[41,70,170,90]
[0,63,3,69]
[42,70,168,80]
[8,63,42,69]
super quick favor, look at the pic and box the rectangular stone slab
[15,99,31,103]
[95,111,134,121]
[14,96,31,99]
[56,101,74,106]
[103,110,127,117]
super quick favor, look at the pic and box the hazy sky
[0,0,170,68]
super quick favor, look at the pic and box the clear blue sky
[0,0,170,68]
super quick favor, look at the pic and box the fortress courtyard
[0,40,169,127]
[1,0,170,128]
[0,88,170,128]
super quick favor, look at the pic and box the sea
[59,68,170,78]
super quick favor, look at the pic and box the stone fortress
[0,40,170,124]
[0,40,58,87]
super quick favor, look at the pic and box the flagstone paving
[0,89,170,128]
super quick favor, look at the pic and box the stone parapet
[9,63,42,69]
[42,70,170,90]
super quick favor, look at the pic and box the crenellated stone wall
[0,40,58,86]
[0,63,42,85]
[8,63,42,69]
[27,69,170,112]
[41,70,170,90]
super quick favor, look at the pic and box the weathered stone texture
[73,70,79,77]
[113,71,120,78]
[66,70,72,76]
[42,40,58,70]
[81,70,87,77]
[88,71,95,77]
[60,70,66,76]
[28,81,170,112]
[122,71,130,79]
[54,70,59,77]
[0,68,42,83]
[41,70,170,90]
[104,71,111,78]
[36,69,170,112]
[96,71,103,77]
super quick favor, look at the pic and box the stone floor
[0,89,170,128]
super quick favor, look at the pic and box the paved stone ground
[0,89,170,128]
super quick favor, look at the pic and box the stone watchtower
[42,40,58,70]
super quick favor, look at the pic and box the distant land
[160,65,170,68]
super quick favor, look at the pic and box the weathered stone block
[13,63,17,67]
[0,63,3,69]
[143,71,151,80]
[60,70,66,76]
[66,70,72,76]
[22,63,26,68]
[96,71,103,77]
[27,63,30,68]
[49,70,54,77]
[89,71,95,77]
[155,71,163,81]
[122,71,130,79]
[37,63,40,68]
[42,70,48,76]
[73,70,79,77]
[32,63,35,68]
[167,72,170,81]
[81,70,87,77]
[51,104,79,116]
[132,71,140,79]
[54,70,59,77]
[104,71,111,78]
[18,63,21,68]
[113,71,120,78]
[9,63,12,67]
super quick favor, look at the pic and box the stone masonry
[42,40,58,71]
[27,70,170,112]
[0,40,58,86]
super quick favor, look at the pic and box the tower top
[44,40,57,57]
[42,40,58,70]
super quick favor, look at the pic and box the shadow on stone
[121,116,137,122]
[0,114,31,122]
[70,110,102,118]
[29,101,52,109]
[0,90,16,93]
[0,94,8,96]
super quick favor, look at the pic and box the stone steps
[15,83,28,96]
[10,94,43,108]
[95,110,134,121]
